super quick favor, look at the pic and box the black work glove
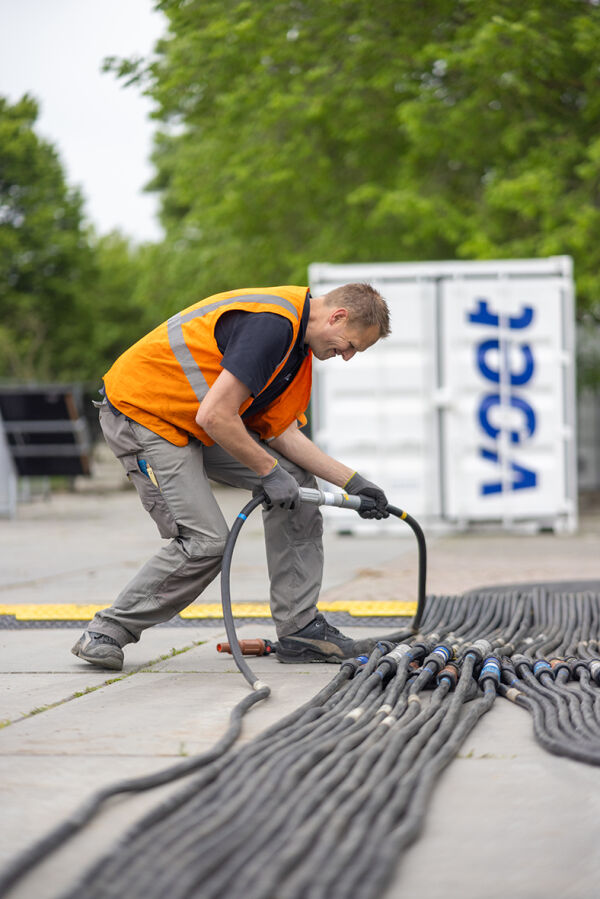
[344,472,389,520]
[255,460,299,510]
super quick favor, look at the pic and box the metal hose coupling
[410,639,434,661]
[500,656,517,679]
[511,653,533,675]
[461,639,493,665]
[376,643,414,678]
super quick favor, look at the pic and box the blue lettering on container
[467,299,538,496]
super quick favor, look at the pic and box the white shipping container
[309,257,577,534]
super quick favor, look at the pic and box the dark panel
[0,385,92,478]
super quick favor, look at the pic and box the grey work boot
[71,630,124,671]
[277,613,356,664]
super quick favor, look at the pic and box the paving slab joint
[0,639,206,731]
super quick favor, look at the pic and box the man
[72,283,390,671]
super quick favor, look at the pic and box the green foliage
[0,95,95,380]
[0,95,161,383]
[106,0,600,326]
[4,2,600,386]
[82,232,164,378]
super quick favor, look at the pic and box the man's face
[309,308,380,362]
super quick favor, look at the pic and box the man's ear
[328,307,349,325]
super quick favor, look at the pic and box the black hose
[221,494,429,666]
[219,491,272,691]
[0,489,273,897]
[4,480,600,899]
[0,688,268,898]
[386,504,428,632]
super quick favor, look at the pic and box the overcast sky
[0,0,167,242]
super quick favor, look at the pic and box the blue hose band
[237,513,247,521]
[433,645,451,664]
[479,658,501,683]
[533,659,553,679]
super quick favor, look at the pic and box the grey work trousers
[90,403,324,645]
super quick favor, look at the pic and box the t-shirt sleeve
[215,311,293,396]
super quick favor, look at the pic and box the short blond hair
[323,283,390,338]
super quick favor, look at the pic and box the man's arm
[269,421,354,487]
[270,421,390,519]
[195,369,276,476]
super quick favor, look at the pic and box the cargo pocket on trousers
[123,456,179,539]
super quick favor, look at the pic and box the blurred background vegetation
[1,0,599,387]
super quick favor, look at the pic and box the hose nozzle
[217,639,276,657]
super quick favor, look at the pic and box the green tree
[0,96,165,384]
[0,94,96,380]
[82,231,165,379]
[107,0,600,325]
[364,1,600,315]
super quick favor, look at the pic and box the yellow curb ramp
[0,601,416,621]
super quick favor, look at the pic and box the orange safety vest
[103,286,312,447]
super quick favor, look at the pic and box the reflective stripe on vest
[167,293,301,402]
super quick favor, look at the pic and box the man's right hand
[257,460,299,510]
[344,471,389,519]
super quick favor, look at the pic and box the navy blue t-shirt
[214,296,310,418]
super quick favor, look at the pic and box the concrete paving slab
[0,627,222,673]
[1,621,370,758]
[399,699,600,899]
[0,628,222,724]
[2,684,600,899]
[1,674,108,723]
[0,755,191,899]
[1,484,600,899]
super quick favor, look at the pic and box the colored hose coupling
[549,658,571,678]
[340,657,365,676]
[479,656,501,686]
[424,644,453,674]
[533,659,554,681]
[216,638,276,656]
[437,663,459,689]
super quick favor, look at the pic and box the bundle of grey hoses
[1,489,598,899]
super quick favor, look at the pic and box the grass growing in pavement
[2,640,205,729]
